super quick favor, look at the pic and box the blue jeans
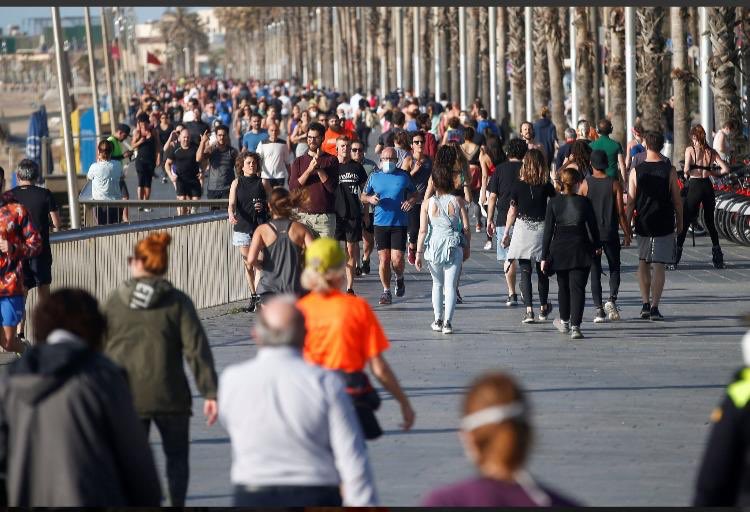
[428,247,463,323]
[233,485,342,506]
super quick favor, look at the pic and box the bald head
[254,295,306,348]
[380,147,396,161]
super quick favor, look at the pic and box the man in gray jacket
[219,295,377,506]
[0,289,161,506]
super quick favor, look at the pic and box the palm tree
[533,7,550,117]
[589,7,602,121]
[420,7,433,97]
[479,7,491,108]
[367,7,378,91]
[507,6,526,126]
[574,7,595,124]
[437,7,450,102]
[670,7,693,162]
[544,7,567,133]
[403,7,413,93]
[608,8,627,145]
[708,7,742,131]
[321,7,334,89]
[497,7,509,127]
[448,7,460,104]
[378,7,391,94]
[636,8,665,132]
[466,7,479,104]
[159,7,208,77]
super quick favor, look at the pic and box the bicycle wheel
[737,199,750,246]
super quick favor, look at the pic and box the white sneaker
[553,318,570,333]
[442,321,453,334]
[604,301,620,321]
[431,320,443,332]
[483,240,492,251]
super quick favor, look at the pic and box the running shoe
[506,294,518,307]
[355,266,362,277]
[442,321,453,334]
[640,302,651,320]
[247,294,258,312]
[483,240,492,251]
[407,247,416,266]
[361,258,370,275]
[522,311,535,324]
[346,288,356,296]
[649,306,664,321]
[379,290,392,305]
[570,326,584,339]
[431,319,443,332]
[604,301,620,321]
[475,224,482,233]
[395,277,406,297]
[553,318,571,333]
[456,289,463,304]
[538,303,553,321]
[593,307,606,323]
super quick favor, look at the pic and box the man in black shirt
[486,138,527,306]
[197,124,238,203]
[334,136,368,295]
[184,104,210,147]
[10,159,61,341]
[165,128,202,215]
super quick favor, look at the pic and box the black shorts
[374,226,408,252]
[335,216,363,243]
[207,189,230,199]
[363,212,374,234]
[119,177,130,199]
[135,160,154,188]
[407,205,422,244]
[266,177,286,189]
[23,249,52,289]
[176,177,202,198]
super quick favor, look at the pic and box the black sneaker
[361,258,370,275]
[456,289,464,304]
[506,294,518,307]
[248,294,259,312]
[593,307,606,323]
[355,266,362,277]
[379,290,392,305]
[395,277,405,297]
[522,311,535,324]
[538,303,553,321]
[640,302,651,320]
[346,288,356,296]
[649,306,664,321]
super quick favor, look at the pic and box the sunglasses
[412,140,424,145]
[351,148,363,152]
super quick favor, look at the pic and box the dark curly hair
[33,288,107,349]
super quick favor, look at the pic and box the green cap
[305,237,346,273]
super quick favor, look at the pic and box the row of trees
[160,7,749,157]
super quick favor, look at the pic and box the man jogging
[361,147,417,305]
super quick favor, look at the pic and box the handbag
[338,371,383,440]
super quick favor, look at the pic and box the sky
[0,7,201,34]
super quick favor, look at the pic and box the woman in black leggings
[541,167,601,340]
[675,124,729,269]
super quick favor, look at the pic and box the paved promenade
[173,234,750,506]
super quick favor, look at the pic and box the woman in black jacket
[541,167,601,340]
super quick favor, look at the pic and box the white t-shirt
[257,139,291,181]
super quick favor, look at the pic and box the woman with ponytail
[247,188,314,303]
[422,372,578,506]
[103,231,219,506]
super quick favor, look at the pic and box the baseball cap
[305,237,345,273]
[590,150,609,172]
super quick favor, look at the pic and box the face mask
[382,161,396,173]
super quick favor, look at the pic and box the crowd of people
[0,72,747,506]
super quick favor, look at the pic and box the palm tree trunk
[449,7,460,105]
[533,7,550,116]
[421,7,432,97]
[498,7,509,127]
[575,7,595,124]
[545,7,567,133]
[403,7,413,94]
[508,6,526,125]
[438,7,450,102]
[636,8,665,132]
[321,8,334,89]
[608,8,627,145]
[479,8,491,107]
[378,7,390,94]
[367,8,378,91]
[466,7,479,105]
[589,7,602,121]
[671,7,691,162]
[708,7,742,130]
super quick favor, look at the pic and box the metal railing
[23,211,250,341]
[77,198,230,226]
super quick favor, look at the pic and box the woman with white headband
[422,372,578,506]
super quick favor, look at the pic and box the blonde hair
[300,266,346,293]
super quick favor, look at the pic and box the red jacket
[0,192,42,297]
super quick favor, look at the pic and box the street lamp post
[51,7,81,229]
[625,7,636,140]
[489,7,497,120]
[459,7,467,110]
[570,7,578,128]
[100,7,116,132]
[83,7,101,139]
[524,7,533,121]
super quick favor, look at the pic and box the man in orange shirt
[321,115,358,157]
[296,238,415,438]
